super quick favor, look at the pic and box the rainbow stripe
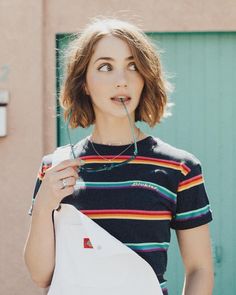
[76,180,177,203]
[38,155,192,181]
[38,163,52,180]
[177,174,204,192]
[131,181,176,203]
[174,204,211,221]
[80,209,172,220]
[80,155,190,176]
[125,242,169,252]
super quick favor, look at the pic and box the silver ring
[61,179,67,189]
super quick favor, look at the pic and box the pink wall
[0,0,235,294]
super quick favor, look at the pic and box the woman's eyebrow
[94,55,134,64]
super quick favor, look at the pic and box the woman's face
[84,35,145,121]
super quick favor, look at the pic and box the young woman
[23,17,214,295]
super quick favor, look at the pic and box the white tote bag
[47,145,163,295]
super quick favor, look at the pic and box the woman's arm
[176,224,214,295]
[23,158,82,288]
[23,203,55,288]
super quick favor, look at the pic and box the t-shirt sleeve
[170,154,213,230]
[28,155,52,216]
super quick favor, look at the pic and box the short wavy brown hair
[59,17,174,128]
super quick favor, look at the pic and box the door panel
[56,32,236,294]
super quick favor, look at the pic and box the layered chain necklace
[89,128,141,162]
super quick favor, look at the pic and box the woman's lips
[111,97,131,102]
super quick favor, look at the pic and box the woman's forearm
[23,158,81,288]
[23,203,55,288]
[182,268,214,295]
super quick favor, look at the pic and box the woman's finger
[55,167,79,181]
[58,177,77,188]
[52,158,85,173]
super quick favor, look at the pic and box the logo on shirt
[83,237,93,249]
[132,181,159,192]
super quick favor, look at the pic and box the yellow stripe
[178,178,203,192]
[86,214,172,220]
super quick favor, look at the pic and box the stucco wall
[0,1,44,295]
[0,1,235,294]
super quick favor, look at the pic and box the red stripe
[81,155,190,175]
[82,155,182,167]
[80,209,170,215]
[180,163,191,174]
[179,174,202,186]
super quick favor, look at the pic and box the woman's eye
[98,64,112,72]
[129,63,138,71]
[98,62,138,72]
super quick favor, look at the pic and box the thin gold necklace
[89,128,141,162]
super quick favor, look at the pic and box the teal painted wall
[56,32,236,294]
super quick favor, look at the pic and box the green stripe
[156,184,176,201]
[175,204,211,220]
[76,180,176,201]
[125,242,169,250]
[160,281,167,288]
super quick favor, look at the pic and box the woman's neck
[90,120,144,146]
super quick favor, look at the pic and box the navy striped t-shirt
[29,135,213,294]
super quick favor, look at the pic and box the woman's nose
[115,71,128,88]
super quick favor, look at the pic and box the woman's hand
[33,158,84,213]
[23,158,84,286]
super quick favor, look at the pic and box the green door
[56,32,236,294]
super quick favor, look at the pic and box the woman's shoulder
[151,135,202,167]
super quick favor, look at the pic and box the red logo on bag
[84,238,93,248]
